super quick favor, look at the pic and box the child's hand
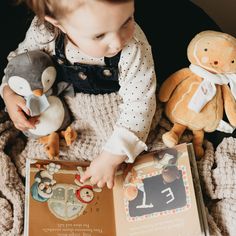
[81,151,126,189]
[3,86,38,131]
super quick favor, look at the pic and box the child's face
[58,1,135,58]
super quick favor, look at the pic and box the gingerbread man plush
[159,30,236,157]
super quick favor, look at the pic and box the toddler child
[1,0,157,189]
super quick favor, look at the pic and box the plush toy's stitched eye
[204,48,208,51]
[231,60,235,64]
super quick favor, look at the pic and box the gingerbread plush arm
[159,68,192,102]
[222,84,236,127]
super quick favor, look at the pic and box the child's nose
[109,34,123,51]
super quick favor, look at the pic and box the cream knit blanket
[0,92,235,235]
[17,92,163,165]
[0,113,25,236]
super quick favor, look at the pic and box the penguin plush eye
[8,76,32,96]
[42,66,56,93]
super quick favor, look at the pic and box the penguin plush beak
[33,89,43,97]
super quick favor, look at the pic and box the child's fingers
[14,111,35,130]
[17,102,39,129]
[15,123,27,131]
[20,115,35,129]
[97,180,105,188]
[17,100,30,116]
[106,179,114,189]
[21,106,30,116]
[29,116,40,125]
[80,168,92,183]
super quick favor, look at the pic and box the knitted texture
[18,92,123,164]
[2,91,236,235]
[197,140,217,199]
[210,199,236,236]
[198,137,236,200]
[0,113,25,236]
[213,137,236,199]
[198,137,236,235]
[18,92,163,168]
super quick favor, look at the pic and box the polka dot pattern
[2,18,157,159]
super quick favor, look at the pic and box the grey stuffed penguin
[4,50,77,159]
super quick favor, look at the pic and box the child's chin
[106,52,120,57]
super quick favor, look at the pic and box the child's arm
[82,24,156,188]
[0,17,55,130]
[3,86,37,130]
[103,24,156,162]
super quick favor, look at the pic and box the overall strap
[54,32,70,64]
[104,52,121,67]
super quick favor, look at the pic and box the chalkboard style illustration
[123,147,189,221]
[25,143,209,236]
[124,169,154,209]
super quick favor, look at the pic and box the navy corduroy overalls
[54,33,121,95]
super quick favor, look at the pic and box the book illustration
[124,169,154,209]
[30,163,61,202]
[154,148,180,184]
[74,166,102,204]
[123,148,190,221]
[25,144,209,236]
[47,184,87,221]
[30,163,102,221]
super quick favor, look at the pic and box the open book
[24,143,209,236]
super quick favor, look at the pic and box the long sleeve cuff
[103,126,148,163]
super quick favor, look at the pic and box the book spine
[23,159,31,236]
[187,144,210,236]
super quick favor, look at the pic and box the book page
[113,143,205,236]
[25,159,116,236]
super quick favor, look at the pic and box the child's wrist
[102,150,127,165]
[114,155,127,165]
[3,86,15,100]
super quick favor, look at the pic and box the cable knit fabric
[1,99,236,235]
[18,92,162,163]
[0,113,25,236]
[197,137,236,235]
[198,137,236,200]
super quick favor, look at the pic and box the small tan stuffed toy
[159,30,236,157]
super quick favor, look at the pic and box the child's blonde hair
[18,0,132,22]
[16,0,133,42]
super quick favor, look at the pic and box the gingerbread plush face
[187,31,236,73]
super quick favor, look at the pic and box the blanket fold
[0,92,235,236]
[0,112,24,236]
